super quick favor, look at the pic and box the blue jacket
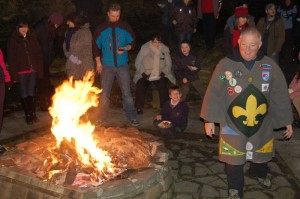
[93,20,135,67]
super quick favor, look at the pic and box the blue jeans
[99,66,137,121]
[18,72,37,98]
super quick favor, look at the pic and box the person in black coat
[173,40,205,101]
[33,12,63,111]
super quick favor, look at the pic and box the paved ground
[1,102,300,199]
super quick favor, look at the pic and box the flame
[49,72,115,181]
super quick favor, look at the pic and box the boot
[21,98,33,125]
[27,96,39,123]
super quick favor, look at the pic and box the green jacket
[257,17,285,56]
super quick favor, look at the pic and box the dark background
[1,0,299,56]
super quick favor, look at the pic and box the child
[153,86,189,137]
[173,40,205,101]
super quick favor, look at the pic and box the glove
[69,54,82,65]
[5,81,13,91]
[142,73,150,80]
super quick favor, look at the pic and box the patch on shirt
[262,83,269,92]
[221,126,239,135]
[259,64,273,70]
[219,74,226,82]
[227,87,234,95]
[228,84,268,138]
[220,137,245,156]
[225,71,233,80]
[229,78,237,86]
[234,85,242,93]
[262,71,270,81]
[256,138,274,153]
[234,70,243,78]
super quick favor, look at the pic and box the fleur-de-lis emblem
[232,94,267,126]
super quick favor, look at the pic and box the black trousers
[202,13,216,50]
[135,77,169,109]
[226,162,268,197]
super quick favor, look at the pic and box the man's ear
[259,41,262,49]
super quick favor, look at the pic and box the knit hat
[234,6,249,18]
[49,12,63,26]
[265,3,276,10]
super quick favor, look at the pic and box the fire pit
[0,127,173,199]
[0,73,174,198]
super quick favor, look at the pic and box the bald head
[239,27,262,41]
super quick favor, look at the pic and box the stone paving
[1,102,300,199]
[163,134,300,199]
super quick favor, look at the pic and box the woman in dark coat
[7,17,43,124]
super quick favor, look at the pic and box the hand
[204,122,215,138]
[156,115,162,120]
[172,20,177,25]
[5,81,13,91]
[283,124,293,140]
[117,48,125,54]
[96,63,102,74]
[182,78,188,83]
[160,72,165,77]
[69,54,81,64]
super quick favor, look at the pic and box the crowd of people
[0,0,300,198]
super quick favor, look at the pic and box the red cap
[49,12,63,26]
[234,6,249,18]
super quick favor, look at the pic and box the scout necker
[200,27,293,199]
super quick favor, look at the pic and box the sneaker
[131,119,140,126]
[137,109,143,115]
[228,189,240,199]
[258,176,272,189]
[0,145,7,154]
